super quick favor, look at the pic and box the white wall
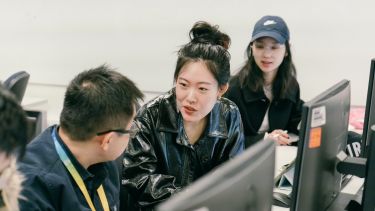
[23,84,161,126]
[1,0,374,125]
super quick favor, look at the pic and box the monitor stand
[327,182,363,211]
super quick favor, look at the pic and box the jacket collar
[53,126,108,185]
[242,86,297,103]
[156,89,228,139]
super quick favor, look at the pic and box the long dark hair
[174,21,231,86]
[235,41,297,99]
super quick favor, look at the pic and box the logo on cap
[263,20,277,26]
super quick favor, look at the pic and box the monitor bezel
[361,59,375,157]
[361,125,375,210]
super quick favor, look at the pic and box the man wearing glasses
[18,65,143,211]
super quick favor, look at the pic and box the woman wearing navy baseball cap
[225,15,303,147]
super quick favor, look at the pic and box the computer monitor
[25,110,43,142]
[337,124,375,211]
[361,125,375,210]
[156,139,276,211]
[290,79,351,211]
[361,59,375,157]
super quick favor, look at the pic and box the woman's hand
[266,129,290,145]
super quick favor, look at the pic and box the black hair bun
[189,21,230,49]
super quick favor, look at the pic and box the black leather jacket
[121,89,244,210]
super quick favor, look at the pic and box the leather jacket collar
[155,89,228,139]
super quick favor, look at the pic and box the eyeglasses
[96,128,138,139]
[96,121,140,139]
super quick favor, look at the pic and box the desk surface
[272,146,364,211]
[272,146,296,211]
[274,146,297,178]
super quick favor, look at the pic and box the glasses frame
[96,128,138,139]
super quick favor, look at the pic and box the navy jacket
[225,75,303,147]
[18,126,120,211]
[122,89,244,210]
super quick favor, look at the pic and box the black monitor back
[361,59,375,157]
[25,110,43,142]
[291,79,350,211]
[156,139,275,211]
[362,125,375,210]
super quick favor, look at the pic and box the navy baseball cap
[250,15,290,44]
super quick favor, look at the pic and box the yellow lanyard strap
[53,128,110,211]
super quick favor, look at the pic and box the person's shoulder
[216,99,243,130]
[19,156,66,186]
[20,128,59,169]
[220,97,237,107]
[103,161,121,187]
[21,166,64,185]
[104,160,119,176]
[225,75,243,100]
[140,89,174,112]
[19,131,64,185]
[282,76,301,102]
[288,75,300,89]
[19,162,70,209]
[228,75,242,89]
[218,97,241,116]
[19,169,69,211]
[137,89,177,123]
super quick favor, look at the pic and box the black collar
[242,86,297,103]
[54,126,108,189]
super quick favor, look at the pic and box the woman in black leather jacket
[225,15,303,148]
[121,21,245,210]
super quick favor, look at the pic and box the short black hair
[60,65,144,141]
[0,85,28,157]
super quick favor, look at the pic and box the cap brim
[251,31,286,44]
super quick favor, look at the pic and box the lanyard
[52,128,110,211]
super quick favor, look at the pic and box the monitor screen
[290,79,350,211]
[156,139,275,211]
[361,58,375,157]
